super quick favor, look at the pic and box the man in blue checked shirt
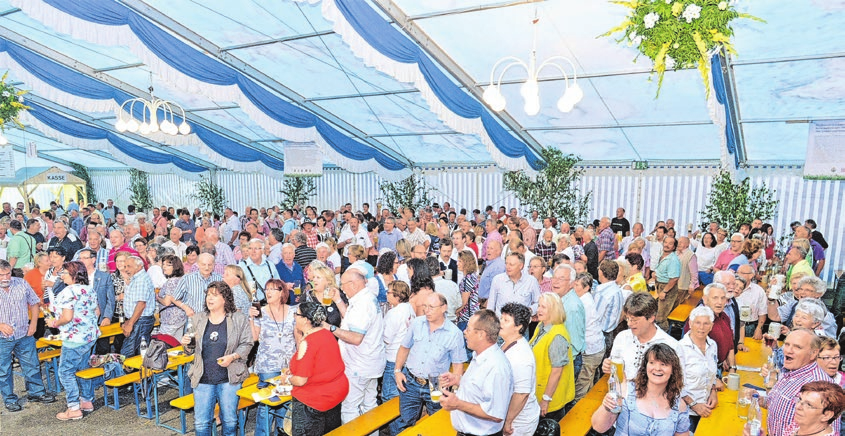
[120,256,157,357]
[593,260,623,357]
[0,259,57,411]
[392,292,466,434]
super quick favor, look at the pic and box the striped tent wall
[90,165,843,283]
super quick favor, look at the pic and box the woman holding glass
[308,261,347,327]
[48,261,100,420]
[287,302,348,435]
[156,254,187,337]
[455,250,480,331]
[182,281,253,436]
[592,343,690,436]
[249,279,296,436]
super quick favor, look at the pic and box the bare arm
[333,327,364,346]
[767,300,782,322]
[504,393,530,433]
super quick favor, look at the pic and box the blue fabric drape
[711,55,739,167]
[333,0,542,169]
[0,37,284,171]
[26,101,206,173]
[43,0,407,172]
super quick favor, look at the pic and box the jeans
[194,382,242,436]
[58,342,95,409]
[393,369,441,435]
[381,362,399,403]
[255,372,282,436]
[572,353,583,382]
[120,315,156,357]
[0,335,47,405]
[291,397,342,436]
[457,321,472,362]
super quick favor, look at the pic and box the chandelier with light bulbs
[114,85,191,137]
[482,15,583,117]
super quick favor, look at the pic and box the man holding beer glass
[392,292,466,434]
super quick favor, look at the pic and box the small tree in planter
[279,176,317,210]
[193,175,226,217]
[378,174,433,215]
[503,147,592,225]
[698,170,779,233]
[128,169,153,211]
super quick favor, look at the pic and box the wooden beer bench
[326,396,401,436]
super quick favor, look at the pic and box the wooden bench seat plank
[326,396,400,436]
[104,371,141,387]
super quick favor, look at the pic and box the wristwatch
[542,394,553,402]
[329,325,337,333]
[688,400,698,408]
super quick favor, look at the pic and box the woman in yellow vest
[530,293,575,421]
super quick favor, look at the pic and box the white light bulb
[524,97,541,116]
[115,118,127,132]
[139,123,150,135]
[490,94,507,112]
[160,120,173,134]
[178,122,191,135]
[520,78,539,100]
[168,124,179,135]
[0,134,7,145]
[557,96,575,113]
[565,83,584,106]
[483,86,501,105]
[126,119,140,133]
[149,121,159,133]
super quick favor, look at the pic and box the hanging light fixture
[482,12,583,116]
[114,77,190,137]
[0,132,8,145]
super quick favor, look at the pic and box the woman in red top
[284,302,348,436]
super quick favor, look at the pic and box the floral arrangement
[0,71,29,131]
[602,0,763,97]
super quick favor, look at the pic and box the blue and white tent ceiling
[0,0,842,178]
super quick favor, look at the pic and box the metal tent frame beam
[121,0,413,168]
[370,0,546,162]
[9,125,128,166]
[0,27,287,165]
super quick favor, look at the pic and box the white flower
[682,4,702,23]
[17,96,23,102]
[666,0,672,3]
[643,12,660,29]
[1,91,8,98]
[718,1,728,10]
[665,55,676,70]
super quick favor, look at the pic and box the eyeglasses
[818,355,843,362]
[421,304,444,312]
[265,288,280,292]
[730,239,743,243]
[78,256,93,260]
[794,395,823,410]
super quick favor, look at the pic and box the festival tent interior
[0,0,842,281]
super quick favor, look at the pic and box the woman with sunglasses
[816,337,845,388]
[48,261,100,420]
[753,381,845,436]
[249,279,296,436]
[181,281,253,436]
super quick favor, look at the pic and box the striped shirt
[534,240,556,263]
[0,278,40,339]
[768,362,837,436]
[597,227,617,260]
[123,270,157,317]
[174,271,223,314]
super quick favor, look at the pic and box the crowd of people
[0,198,842,436]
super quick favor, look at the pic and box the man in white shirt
[162,227,187,259]
[266,229,284,266]
[527,210,543,231]
[337,216,372,258]
[223,208,241,247]
[735,264,768,340]
[620,222,646,255]
[487,253,540,316]
[601,292,685,381]
[333,269,385,425]
[572,273,606,401]
[538,218,557,243]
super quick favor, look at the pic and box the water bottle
[139,338,148,358]
[608,366,622,414]
[747,393,762,435]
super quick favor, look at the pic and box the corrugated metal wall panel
[90,166,843,283]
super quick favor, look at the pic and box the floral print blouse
[54,283,100,346]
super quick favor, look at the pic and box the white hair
[703,282,727,297]
[713,270,735,285]
[731,232,745,241]
[555,264,577,281]
[795,298,826,325]
[689,306,715,323]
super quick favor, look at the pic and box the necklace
[795,425,829,436]
[268,304,286,338]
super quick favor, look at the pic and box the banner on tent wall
[0,148,14,177]
[805,121,845,180]
[26,141,37,159]
[284,143,323,177]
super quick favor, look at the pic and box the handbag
[142,339,169,371]
[534,418,561,436]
